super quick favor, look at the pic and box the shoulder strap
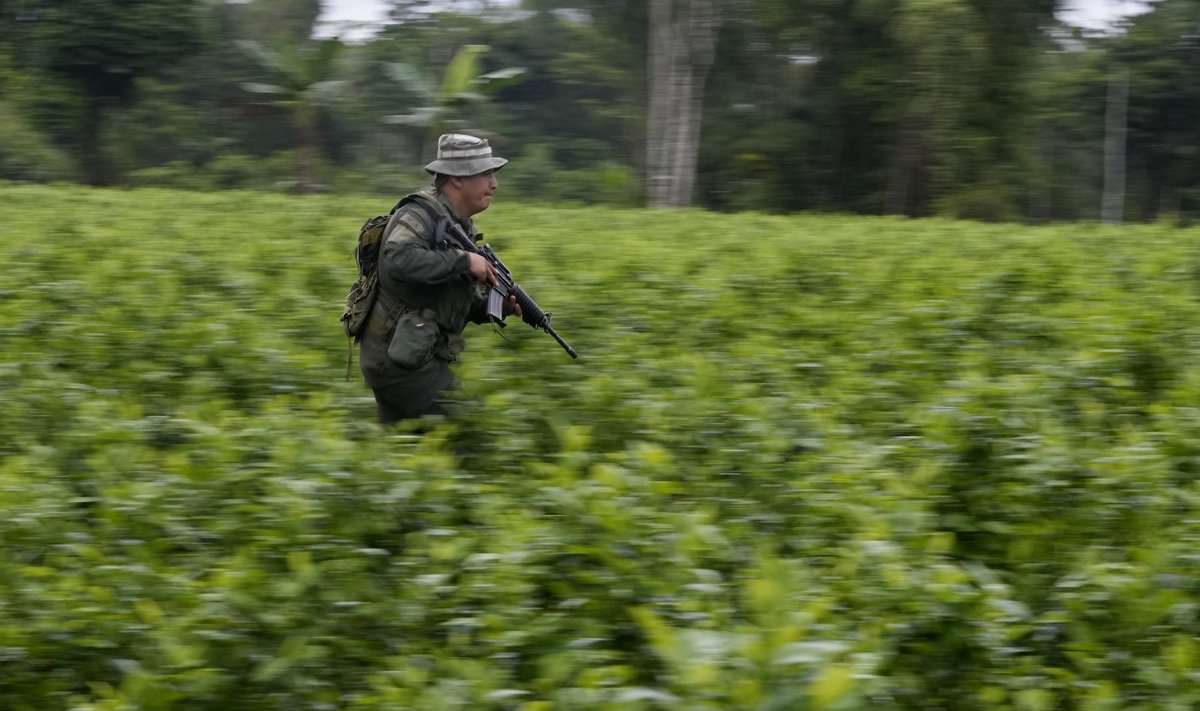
[389,193,475,256]
[394,193,442,229]
[372,194,444,270]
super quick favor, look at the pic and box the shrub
[0,100,74,182]
[2,185,1199,709]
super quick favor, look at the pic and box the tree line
[1,0,1197,223]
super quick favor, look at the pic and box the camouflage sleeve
[468,282,491,324]
[379,207,471,285]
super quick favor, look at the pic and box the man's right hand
[467,252,497,287]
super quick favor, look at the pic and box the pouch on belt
[387,309,440,369]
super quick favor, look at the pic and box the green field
[2,183,1200,709]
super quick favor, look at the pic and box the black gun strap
[438,216,479,254]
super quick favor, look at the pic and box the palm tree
[237,37,347,190]
[380,44,524,149]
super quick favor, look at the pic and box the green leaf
[441,44,489,96]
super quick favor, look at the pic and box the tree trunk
[294,103,319,191]
[646,0,718,208]
[884,113,924,216]
[78,98,113,186]
[1101,68,1128,225]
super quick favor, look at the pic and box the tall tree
[707,0,1057,217]
[1101,67,1128,224]
[503,0,646,173]
[646,0,720,207]
[237,37,348,189]
[8,0,202,184]
[380,43,524,142]
[1024,27,1108,221]
[237,0,320,45]
[885,0,984,215]
[1114,0,1200,221]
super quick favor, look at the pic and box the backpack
[340,194,442,342]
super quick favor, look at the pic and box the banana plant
[237,37,348,189]
[380,44,525,138]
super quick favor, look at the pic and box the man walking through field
[358,133,517,423]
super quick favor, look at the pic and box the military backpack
[340,194,443,342]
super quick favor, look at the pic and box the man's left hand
[503,293,522,318]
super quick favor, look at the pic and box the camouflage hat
[424,133,508,176]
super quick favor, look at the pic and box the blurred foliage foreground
[2,183,1200,710]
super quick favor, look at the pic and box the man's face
[453,170,498,217]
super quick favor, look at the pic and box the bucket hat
[424,133,508,176]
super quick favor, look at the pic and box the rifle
[442,222,579,359]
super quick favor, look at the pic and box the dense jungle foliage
[1,0,1198,221]
[2,183,1200,709]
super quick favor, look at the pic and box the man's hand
[504,293,523,318]
[467,252,497,287]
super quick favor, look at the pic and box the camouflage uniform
[358,188,491,422]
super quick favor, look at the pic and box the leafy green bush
[936,183,1023,222]
[501,144,641,207]
[127,152,329,192]
[0,100,74,182]
[2,184,1199,709]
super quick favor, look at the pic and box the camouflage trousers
[371,357,457,424]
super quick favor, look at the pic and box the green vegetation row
[2,183,1200,709]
